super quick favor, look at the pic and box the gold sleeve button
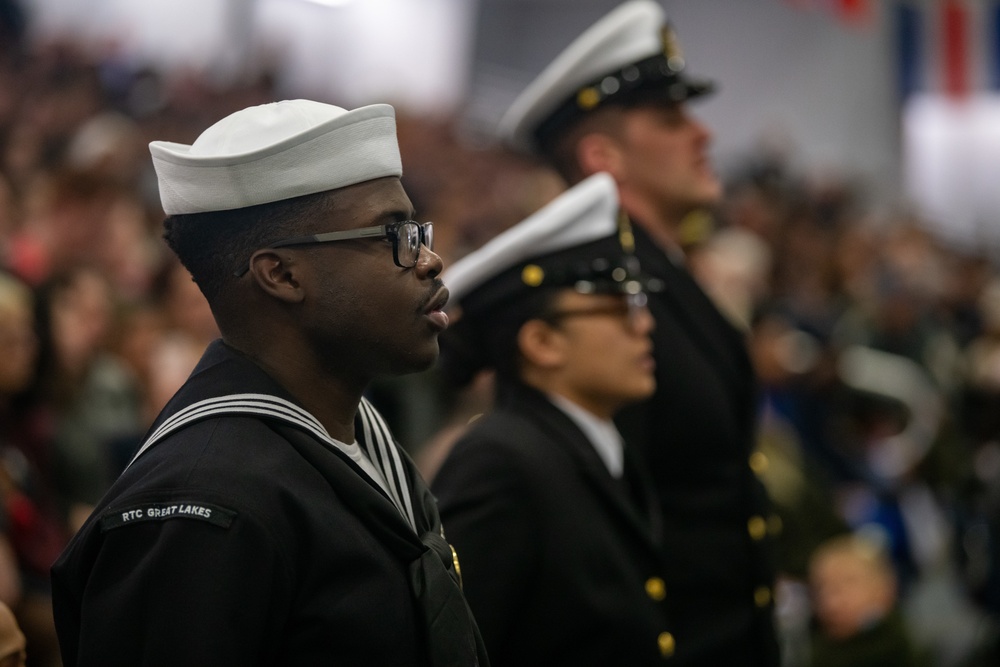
[749,451,769,474]
[657,631,676,658]
[754,586,772,608]
[449,543,463,589]
[645,576,666,601]
[747,515,767,541]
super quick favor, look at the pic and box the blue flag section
[993,4,1000,90]
[894,0,1000,98]
[895,2,921,101]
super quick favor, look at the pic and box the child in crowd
[808,533,928,667]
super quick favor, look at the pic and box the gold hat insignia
[576,86,601,110]
[522,264,545,286]
[661,24,685,71]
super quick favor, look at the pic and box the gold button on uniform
[645,577,666,601]
[449,544,463,589]
[749,451,769,474]
[657,631,675,658]
[754,586,772,608]
[747,515,767,541]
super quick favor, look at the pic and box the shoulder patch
[100,501,237,532]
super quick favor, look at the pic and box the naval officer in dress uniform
[498,3,780,665]
[432,172,675,665]
[51,100,488,667]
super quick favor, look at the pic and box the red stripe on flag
[943,0,969,98]
[836,0,869,26]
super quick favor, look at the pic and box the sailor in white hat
[499,0,712,158]
[432,173,674,665]
[51,99,488,667]
[499,3,782,666]
[440,172,653,385]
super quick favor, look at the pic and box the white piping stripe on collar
[141,395,324,454]
[131,394,316,465]
[358,399,416,529]
[126,393,417,532]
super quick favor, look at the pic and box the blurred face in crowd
[164,261,219,344]
[519,290,656,418]
[809,544,896,640]
[50,268,114,377]
[613,102,721,224]
[265,177,448,382]
[0,295,37,396]
[0,600,24,667]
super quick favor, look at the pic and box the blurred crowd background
[2,0,1000,666]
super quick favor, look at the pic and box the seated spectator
[33,266,143,533]
[0,600,25,667]
[0,270,62,667]
[0,271,33,608]
[808,533,928,667]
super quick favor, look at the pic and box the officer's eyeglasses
[541,291,649,329]
[235,220,433,277]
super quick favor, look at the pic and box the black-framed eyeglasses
[235,220,433,277]
[541,291,649,328]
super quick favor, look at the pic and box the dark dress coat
[432,381,674,667]
[809,608,930,667]
[51,340,487,667]
[614,225,781,666]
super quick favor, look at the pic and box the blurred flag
[832,0,871,26]
[942,0,969,97]
[992,2,1000,89]
[896,2,921,100]
[782,0,872,27]
[892,0,1000,100]
[785,0,1000,100]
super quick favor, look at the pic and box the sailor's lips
[424,287,450,332]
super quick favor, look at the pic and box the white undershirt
[338,438,393,498]
[548,393,624,479]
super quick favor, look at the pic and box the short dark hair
[539,105,626,185]
[162,190,334,303]
[440,287,559,389]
